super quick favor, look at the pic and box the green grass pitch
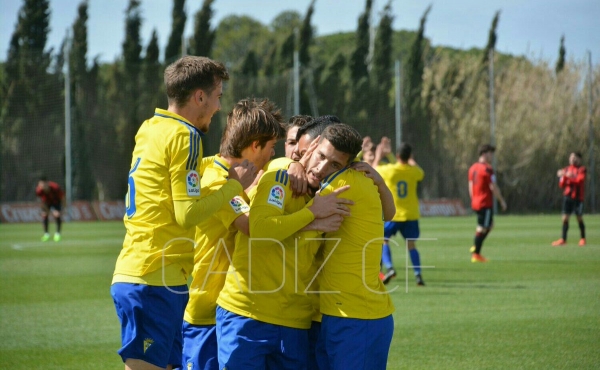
[0,215,598,369]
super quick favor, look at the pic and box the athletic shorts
[384,220,420,240]
[216,306,308,370]
[308,321,321,370]
[316,314,394,370]
[562,196,584,216]
[41,202,61,213]
[182,321,218,370]
[110,283,188,368]
[475,208,494,228]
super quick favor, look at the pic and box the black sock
[43,216,49,233]
[56,217,62,233]
[578,221,585,239]
[474,232,484,254]
[562,221,569,241]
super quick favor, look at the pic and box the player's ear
[195,89,204,103]
[252,140,261,152]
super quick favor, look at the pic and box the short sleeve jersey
[113,108,206,286]
[184,155,250,325]
[35,182,64,205]
[469,162,495,210]
[559,165,586,201]
[217,164,319,330]
[318,168,395,319]
[378,162,424,221]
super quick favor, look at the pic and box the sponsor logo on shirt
[187,171,200,196]
[229,196,250,214]
[143,338,153,353]
[267,185,285,209]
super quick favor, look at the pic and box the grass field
[0,215,599,369]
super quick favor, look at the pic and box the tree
[481,10,500,65]
[350,0,372,85]
[213,15,269,70]
[402,5,432,194]
[299,0,315,67]
[189,0,215,57]
[555,35,566,74]
[70,0,95,200]
[165,0,187,63]
[142,29,163,111]
[371,0,394,130]
[1,0,61,202]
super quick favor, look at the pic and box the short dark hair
[478,144,496,156]
[296,115,341,142]
[164,56,230,107]
[39,175,48,182]
[287,115,313,129]
[398,143,412,162]
[319,123,363,163]
[573,151,583,159]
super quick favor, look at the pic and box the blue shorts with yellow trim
[216,306,308,370]
[110,283,188,368]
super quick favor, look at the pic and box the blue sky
[1,0,598,65]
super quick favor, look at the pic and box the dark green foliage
[350,0,372,85]
[299,0,315,67]
[555,35,566,74]
[481,10,500,65]
[189,0,215,57]
[165,0,187,63]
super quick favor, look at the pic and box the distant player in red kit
[552,152,586,247]
[36,176,65,242]
[468,144,507,262]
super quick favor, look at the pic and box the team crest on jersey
[187,170,200,196]
[267,185,285,209]
[229,196,250,214]
[143,338,153,353]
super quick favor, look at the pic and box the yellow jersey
[217,165,320,329]
[318,168,395,319]
[377,162,424,221]
[113,109,223,286]
[184,155,250,325]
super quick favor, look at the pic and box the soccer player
[468,144,507,263]
[182,98,286,370]
[377,143,426,286]
[35,176,65,242]
[312,125,396,370]
[285,115,312,160]
[110,56,256,370]
[215,125,357,369]
[552,151,587,246]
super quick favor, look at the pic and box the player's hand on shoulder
[309,185,353,218]
[557,169,565,177]
[351,161,383,186]
[229,159,257,189]
[244,169,264,193]
[288,162,308,197]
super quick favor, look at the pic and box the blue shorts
[110,283,188,368]
[216,306,308,370]
[308,321,321,370]
[182,321,218,370]
[384,220,420,240]
[317,314,394,370]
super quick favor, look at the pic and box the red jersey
[559,165,586,201]
[468,162,495,210]
[36,181,64,205]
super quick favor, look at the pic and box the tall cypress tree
[1,0,58,201]
[165,0,187,63]
[190,0,215,57]
[298,0,315,67]
[482,10,500,65]
[555,35,566,74]
[371,0,394,133]
[403,5,431,188]
[350,0,372,85]
[70,0,95,200]
[142,29,163,111]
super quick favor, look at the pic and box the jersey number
[125,157,141,218]
[396,181,408,198]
